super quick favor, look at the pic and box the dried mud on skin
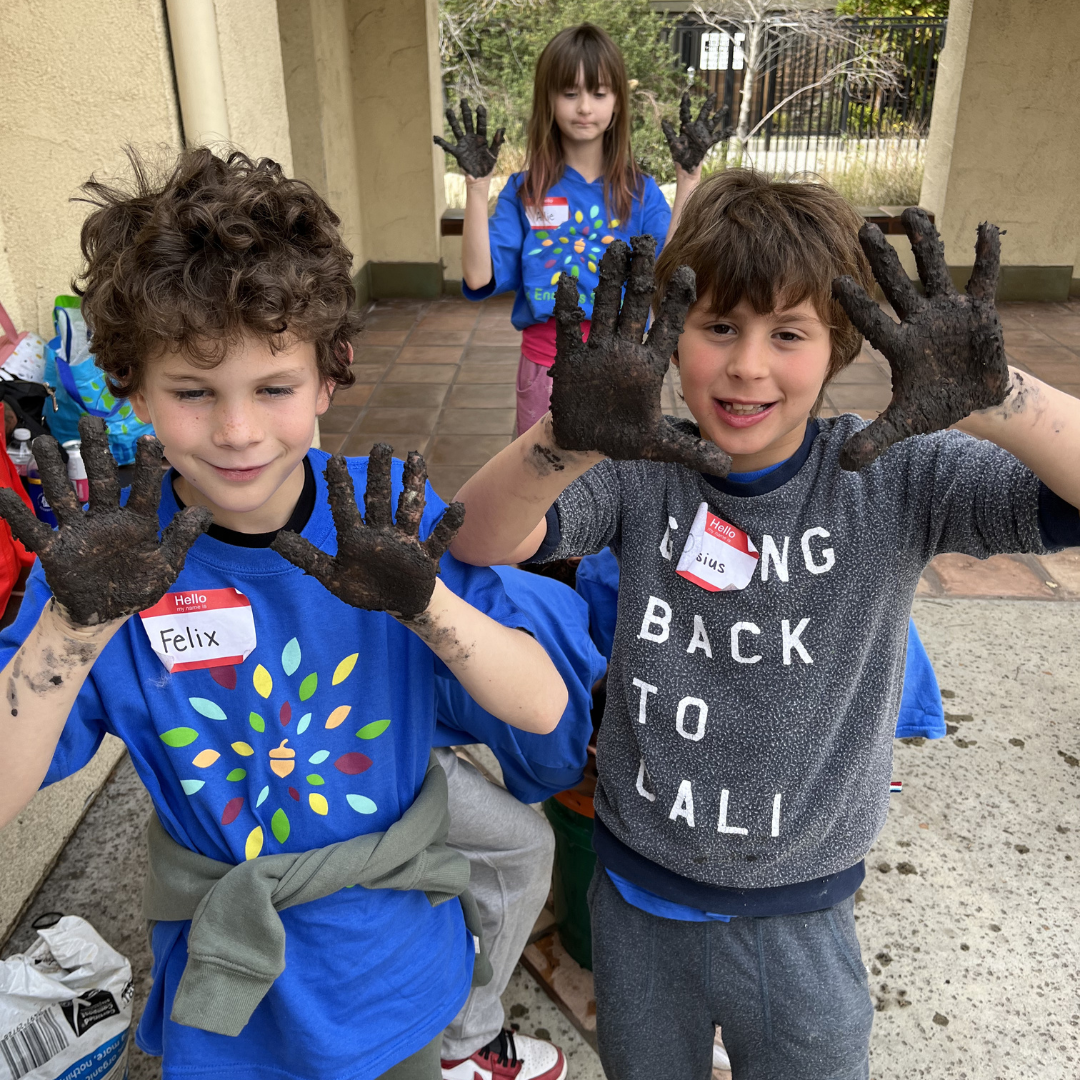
[832,208,1011,471]
[549,235,731,478]
[433,99,504,180]
[0,417,211,627]
[271,445,464,619]
[662,91,734,173]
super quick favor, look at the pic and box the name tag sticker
[676,502,759,592]
[140,589,257,672]
[525,196,569,229]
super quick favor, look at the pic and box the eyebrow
[159,367,307,383]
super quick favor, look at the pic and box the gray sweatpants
[435,747,556,1061]
[588,867,874,1080]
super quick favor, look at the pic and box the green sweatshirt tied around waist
[143,751,491,1037]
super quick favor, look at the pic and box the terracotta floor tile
[1043,328,1080,348]
[463,345,521,364]
[829,364,892,385]
[408,328,472,347]
[1013,361,1080,388]
[425,465,479,502]
[396,345,464,365]
[318,432,346,454]
[362,315,417,331]
[355,346,400,365]
[436,408,516,435]
[1035,550,1080,597]
[382,364,456,384]
[1003,328,1061,348]
[448,383,516,409]
[319,406,361,434]
[457,361,519,384]
[929,553,1057,598]
[914,574,937,597]
[368,382,449,408]
[414,313,478,331]
[428,434,512,466]
[342,432,430,458]
[331,383,374,407]
[351,363,393,383]
[1051,382,1080,398]
[1006,345,1079,368]
[824,383,893,411]
[471,325,522,346]
[356,407,441,434]
[358,329,410,347]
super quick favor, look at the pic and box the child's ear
[129,388,152,426]
[671,347,680,368]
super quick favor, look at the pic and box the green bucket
[543,796,596,970]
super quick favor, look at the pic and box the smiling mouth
[210,463,269,479]
[719,400,775,416]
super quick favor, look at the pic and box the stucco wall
[0,2,181,337]
[348,0,445,266]
[920,0,1080,282]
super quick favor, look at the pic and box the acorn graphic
[269,739,295,778]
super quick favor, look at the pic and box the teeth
[723,401,768,415]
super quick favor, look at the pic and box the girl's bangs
[548,38,616,93]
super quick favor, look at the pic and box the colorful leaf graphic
[281,638,301,676]
[249,712,265,733]
[280,701,292,727]
[325,705,351,730]
[288,787,300,802]
[356,720,390,740]
[245,826,264,860]
[161,727,199,747]
[221,797,244,825]
[309,750,329,764]
[271,808,291,843]
[298,673,317,701]
[347,795,377,815]
[333,654,358,685]
[256,785,269,807]
[210,665,237,690]
[188,697,226,721]
[181,779,205,795]
[226,768,247,781]
[254,665,273,699]
[306,774,324,786]
[297,713,312,734]
[309,792,329,816]
[334,752,372,775]
[232,741,254,756]
[192,749,220,768]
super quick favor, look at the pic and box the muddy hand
[0,416,211,626]
[433,99,504,180]
[549,236,731,477]
[832,208,1010,471]
[271,446,463,618]
[662,92,733,173]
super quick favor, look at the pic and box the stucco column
[918,0,1080,300]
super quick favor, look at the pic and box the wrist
[541,413,606,467]
[46,598,125,646]
[465,176,492,196]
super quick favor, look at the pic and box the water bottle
[9,428,32,488]
[27,453,58,527]
[62,440,90,503]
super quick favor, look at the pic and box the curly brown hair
[655,169,874,390]
[75,148,362,397]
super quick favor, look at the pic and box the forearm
[0,602,123,828]
[451,414,604,565]
[399,579,567,733]
[956,368,1080,508]
[666,166,700,244]
[462,179,493,291]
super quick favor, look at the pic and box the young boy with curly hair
[0,149,570,1080]
[449,169,1080,1079]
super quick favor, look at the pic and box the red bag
[0,439,35,619]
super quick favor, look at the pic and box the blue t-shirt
[463,167,672,329]
[433,566,607,804]
[0,451,535,1080]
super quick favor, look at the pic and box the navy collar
[702,419,819,497]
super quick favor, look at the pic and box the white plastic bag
[0,916,132,1080]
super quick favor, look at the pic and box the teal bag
[44,296,153,465]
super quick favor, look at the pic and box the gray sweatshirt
[545,415,1045,889]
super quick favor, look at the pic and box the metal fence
[668,15,947,195]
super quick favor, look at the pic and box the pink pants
[515,353,554,437]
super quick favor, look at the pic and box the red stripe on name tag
[703,511,758,557]
[142,588,252,618]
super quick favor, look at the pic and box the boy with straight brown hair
[449,169,1080,1079]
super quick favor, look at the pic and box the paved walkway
[323,296,1080,601]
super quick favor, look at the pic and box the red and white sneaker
[441,1028,567,1080]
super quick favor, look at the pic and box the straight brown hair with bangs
[522,23,641,221]
[655,169,875,385]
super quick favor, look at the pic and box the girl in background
[436,23,724,435]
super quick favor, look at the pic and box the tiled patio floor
[322,295,1080,601]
